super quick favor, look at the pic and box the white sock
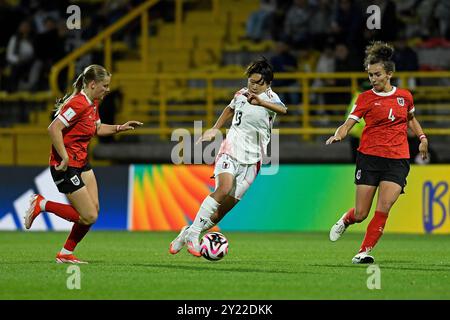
[60,248,73,255]
[40,199,47,211]
[201,217,216,232]
[189,196,220,235]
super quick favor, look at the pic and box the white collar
[372,86,396,97]
[81,90,94,105]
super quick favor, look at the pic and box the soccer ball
[200,232,229,261]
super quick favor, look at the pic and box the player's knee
[211,191,227,203]
[86,214,98,225]
[213,187,232,202]
[354,209,369,222]
[80,212,98,225]
[378,200,394,212]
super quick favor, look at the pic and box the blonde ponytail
[54,64,111,115]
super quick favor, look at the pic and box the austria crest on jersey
[397,97,405,106]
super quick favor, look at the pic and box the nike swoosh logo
[54,179,64,185]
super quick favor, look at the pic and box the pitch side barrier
[0,164,449,234]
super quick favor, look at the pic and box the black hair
[364,41,395,73]
[245,57,274,85]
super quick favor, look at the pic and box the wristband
[116,125,121,132]
[419,134,427,140]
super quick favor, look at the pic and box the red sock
[64,223,92,251]
[359,210,389,253]
[45,201,80,223]
[343,208,356,225]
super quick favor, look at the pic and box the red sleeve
[349,93,369,122]
[57,99,86,127]
[405,90,415,113]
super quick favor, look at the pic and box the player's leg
[24,193,80,229]
[206,160,259,230]
[170,154,241,256]
[58,169,99,262]
[349,184,383,264]
[172,154,236,256]
[81,169,99,212]
[330,152,380,242]
[24,167,93,229]
[330,184,377,241]
[65,187,98,224]
[199,162,258,234]
[357,180,402,255]
[354,184,378,221]
[169,193,238,255]
[353,158,409,264]
[55,185,98,264]
[209,195,240,226]
[184,172,234,256]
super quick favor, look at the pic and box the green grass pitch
[1,231,449,300]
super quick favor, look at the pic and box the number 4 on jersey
[388,108,395,122]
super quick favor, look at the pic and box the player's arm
[97,121,143,136]
[213,106,235,129]
[246,93,287,114]
[327,93,365,144]
[325,118,358,145]
[197,106,234,143]
[407,112,428,160]
[48,118,69,171]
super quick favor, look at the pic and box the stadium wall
[1,165,449,234]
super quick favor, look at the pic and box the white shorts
[213,153,261,200]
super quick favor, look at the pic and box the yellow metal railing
[0,91,53,101]
[112,70,450,134]
[2,70,450,165]
[49,0,160,97]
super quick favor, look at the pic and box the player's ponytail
[73,73,84,93]
[364,41,395,73]
[54,64,111,115]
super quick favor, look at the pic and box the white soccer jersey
[218,87,286,164]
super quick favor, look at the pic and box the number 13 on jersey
[233,111,243,126]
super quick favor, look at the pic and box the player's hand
[245,92,263,106]
[326,135,341,145]
[196,128,220,144]
[419,139,428,160]
[55,157,68,172]
[118,121,143,132]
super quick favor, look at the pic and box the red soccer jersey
[49,91,100,168]
[349,87,415,159]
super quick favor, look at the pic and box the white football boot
[352,251,375,264]
[329,213,348,242]
[185,230,201,257]
[169,226,189,255]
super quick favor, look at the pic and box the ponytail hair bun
[364,41,395,72]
